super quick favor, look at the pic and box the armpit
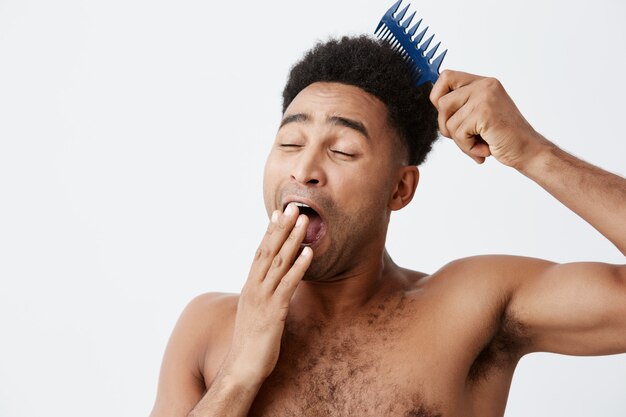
[468,313,530,382]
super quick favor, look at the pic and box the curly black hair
[282,35,439,166]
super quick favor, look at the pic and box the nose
[290,147,326,186]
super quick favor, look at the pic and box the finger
[273,246,313,304]
[445,95,476,141]
[469,140,491,158]
[436,85,471,138]
[444,100,489,157]
[248,203,300,283]
[455,114,487,164]
[445,96,492,160]
[263,214,309,290]
[430,70,484,110]
[441,100,485,164]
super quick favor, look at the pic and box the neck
[290,248,402,322]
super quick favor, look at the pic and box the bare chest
[247,298,455,417]
[203,291,519,417]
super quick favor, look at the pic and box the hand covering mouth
[283,201,326,246]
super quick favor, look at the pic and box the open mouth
[284,201,326,246]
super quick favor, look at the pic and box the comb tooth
[376,0,402,33]
[382,30,394,43]
[377,26,388,39]
[413,26,429,45]
[401,11,416,29]
[430,49,448,73]
[394,3,411,23]
[419,34,435,53]
[425,41,440,62]
[408,18,422,37]
[386,0,403,17]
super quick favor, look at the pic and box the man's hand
[219,203,312,385]
[151,204,311,417]
[430,70,552,168]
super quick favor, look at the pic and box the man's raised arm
[429,70,626,356]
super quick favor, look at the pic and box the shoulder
[184,291,240,313]
[433,253,556,290]
[177,291,240,336]
[169,292,241,371]
[167,292,241,362]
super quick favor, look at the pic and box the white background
[0,0,624,416]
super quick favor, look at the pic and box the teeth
[294,202,310,208]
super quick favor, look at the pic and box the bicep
[507,259,626,356]
[150,293,224,417]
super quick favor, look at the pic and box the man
[149,36,626,417]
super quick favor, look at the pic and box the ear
[388,166,419,211]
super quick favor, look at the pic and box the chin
[300,247,345,283]
[299,253,327,281]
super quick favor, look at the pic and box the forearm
[517,134,626,256]
[187,369,263,417]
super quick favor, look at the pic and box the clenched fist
[430,70,553,169]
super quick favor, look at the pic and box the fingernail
[271,211,279,223]
[285,203,296,216]
[296,215,304,228]
[301,246,312,257]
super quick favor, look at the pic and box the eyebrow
[279,113,370,141]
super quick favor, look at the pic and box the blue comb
[374,0,447,86]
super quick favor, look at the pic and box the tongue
[303,213,323,244]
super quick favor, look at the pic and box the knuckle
[272,254,284,269]
[254,247,264,261]
[437,95,449,112]
[276,219,287,231]
[445,119,458,138]
[485,77,501,90]
[445,117,455,131]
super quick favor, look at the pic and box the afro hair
[282,35,439,166]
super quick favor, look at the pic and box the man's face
[263,82,403,281]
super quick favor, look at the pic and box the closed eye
[331,149,355,157]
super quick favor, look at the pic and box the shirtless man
[149,36,626,417]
